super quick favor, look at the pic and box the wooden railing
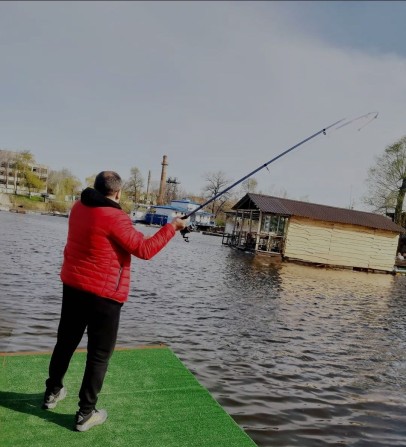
[222,231,285,254]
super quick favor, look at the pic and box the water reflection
[1,211,405,446]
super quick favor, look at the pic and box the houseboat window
[278,217,286,235]
[270,216,279,233]
[261,215,271,233]
[261,215,286,235]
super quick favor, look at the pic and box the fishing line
[180,112,378,242]
[357,112,379,131]
[331,112,379,133]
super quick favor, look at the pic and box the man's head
[94,171,122,202]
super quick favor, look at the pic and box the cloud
[0,2,405,209]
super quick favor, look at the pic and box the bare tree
[148,180,160,205]
[0,150,17,192]
[85,174,97,188]
[124,167,144,203]
[363,136,406,225]
[241,177,258,194]
[202,171,233,217]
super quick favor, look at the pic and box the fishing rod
[180,112,378,242]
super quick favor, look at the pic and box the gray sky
[1,1,405,209]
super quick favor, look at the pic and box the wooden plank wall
[284,217,399,272]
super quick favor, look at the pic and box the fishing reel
[180,223,196,242]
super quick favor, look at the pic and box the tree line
[363,136,406,226]
[0,150,259,222]
[0,150,47,195]
[2,135,406,226]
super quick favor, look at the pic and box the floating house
[223,193,404,273]
[144,199,215,230]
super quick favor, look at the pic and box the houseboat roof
[232,193,405,233]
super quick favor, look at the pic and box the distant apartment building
[0,149,48,194]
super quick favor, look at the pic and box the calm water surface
[1,211,405,446]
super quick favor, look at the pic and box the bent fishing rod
[179,112,378,242]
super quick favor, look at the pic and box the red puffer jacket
[60,188,175,303]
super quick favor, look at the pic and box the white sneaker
[75,409,108,432]
[42,387,67,409]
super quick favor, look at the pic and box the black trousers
[46,284,123,414]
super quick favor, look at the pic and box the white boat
[144,198,216,230]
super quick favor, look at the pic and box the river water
[1,211,405,446]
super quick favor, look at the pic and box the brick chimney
[157,155,168,205]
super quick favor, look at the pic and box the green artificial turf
[0,347,257,447]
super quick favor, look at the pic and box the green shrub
[47,200,71,213]
[9,194,47,211]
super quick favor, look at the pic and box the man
[42,171,186,432]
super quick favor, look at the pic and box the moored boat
[144,198,216,230]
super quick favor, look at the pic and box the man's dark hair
[94,171,122,196]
